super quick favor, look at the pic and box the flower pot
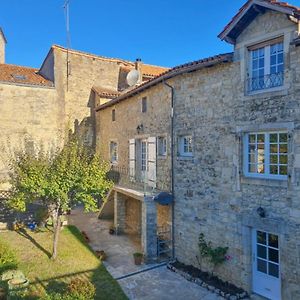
[133,254,143,265]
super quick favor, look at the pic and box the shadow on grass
[16,228,52,258]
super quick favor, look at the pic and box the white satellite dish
[126,69,140,86]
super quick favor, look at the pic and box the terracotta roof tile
[92,86,120,98]
[0,64,54,87]
[140,64,169,76]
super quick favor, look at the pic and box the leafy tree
[7,139,112,259]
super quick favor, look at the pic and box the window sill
[245,85,287,98]
[241,175,288,188]
[177,156,194,161]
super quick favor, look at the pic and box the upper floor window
[248,39,284,92]
[178,135,193,157]
[243,132,288,180]
[158,136,167,156]
[110,141,118,163]
[112,109,116,121]
[141,97,147,113]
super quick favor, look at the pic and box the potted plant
[133,252,143,265]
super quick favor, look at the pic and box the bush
[67,278,96,300]
[0,240,18,274]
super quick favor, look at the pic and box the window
[178,136,193,157]
[110,141,118,163]
[244,132,288,179]
[158,137,167,156]
[141,97,147,113]
[248,40,284,92]
[141,140,148,171]
[112,109,116,121]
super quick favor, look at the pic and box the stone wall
[172,11,300,299]
[125,196,142,234]
[0,83,60,189]
[96,83,172,192]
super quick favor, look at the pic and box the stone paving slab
[118,266,222,300]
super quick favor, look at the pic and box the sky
[1,0,299,68]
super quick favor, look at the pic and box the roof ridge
[0,63,38,71]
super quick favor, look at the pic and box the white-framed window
[158,136,167,156]
[243,132,288,179]
[248,40,284,92]
[178,135,193,157]
[141,140,148,171]
[110,141,118,163]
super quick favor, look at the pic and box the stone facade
[172,9,300,300]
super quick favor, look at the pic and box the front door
[252,230,281,300]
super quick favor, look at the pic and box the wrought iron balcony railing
[107,165,168,196]
[247,72,284,93]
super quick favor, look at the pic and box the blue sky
[1,0,299,68]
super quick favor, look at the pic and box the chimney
[135,58,142,83]
[0,28,7,64]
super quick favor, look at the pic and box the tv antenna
[63,0,71,90]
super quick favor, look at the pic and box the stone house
[96,0,300,299]
[0,33,167,190]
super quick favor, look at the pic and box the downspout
[163,81,175,260]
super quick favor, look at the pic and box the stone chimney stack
[0,28,7,64]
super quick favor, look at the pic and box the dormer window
[248,38,284,93]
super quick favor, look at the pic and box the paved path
[69,207,220,300]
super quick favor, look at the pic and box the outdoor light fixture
[257,207,266,218]
[136,124,144,134]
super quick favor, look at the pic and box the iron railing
[247,72,284,93]
[107,165,167,196]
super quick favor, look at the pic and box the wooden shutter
[147,137,156,188]
[129,139,135,180]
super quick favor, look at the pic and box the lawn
[0,225,127,299]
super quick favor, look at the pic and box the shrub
[0,240,18,274]
[67,278,96,300]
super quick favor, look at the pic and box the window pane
[278,53,283,64]
[279,133,287,143]
[279,144,287,153]
[252,60,258,70]
[268,263,279,278]
[271,44,277,54]
[249,134,256,143]
[269,248,279,263]
[270,155,278,164]
[268,234,278,248]
[270,55,276,66]
[270,165,278,174]
[249,154,255,164]
[257,259,267,274]
[270,144,278,153]
[270,134,278,143]
[259,58,264,68]
[257,164,265,174]
[257,231,266,244]
[249,164,256,173]
[278,64,284,73]
[257,245,267,259]
[270,66,276,74]
[279,155,287,164]
[279,166,287,175]
[257,134,264,143]
[259,48,264,57]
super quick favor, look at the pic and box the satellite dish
[126,69,140,86]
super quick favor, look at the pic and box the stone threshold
[167,262,249,300]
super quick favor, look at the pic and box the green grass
[0,225,127,299]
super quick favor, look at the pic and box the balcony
[247,72,284,93]
[107,165,168,197]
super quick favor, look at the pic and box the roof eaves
[95,53,233,112]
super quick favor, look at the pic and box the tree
[7,139,112,259]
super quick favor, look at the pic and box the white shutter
[147,137,156,187]
[129,139,135,180]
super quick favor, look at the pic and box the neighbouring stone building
[0,33,168,190]
[96,0,300,299]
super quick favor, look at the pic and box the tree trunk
[51,213,61,260]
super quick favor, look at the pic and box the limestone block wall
[172,41,300,298]
[0,83,61,189]
[96,83,172,191]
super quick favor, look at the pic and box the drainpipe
[163,80,175,260]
